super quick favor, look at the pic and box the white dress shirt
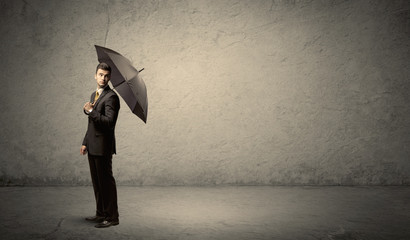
[87,85,108,113]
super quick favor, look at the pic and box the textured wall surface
[0,0,409,185]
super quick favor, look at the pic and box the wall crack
[104,0,111,47]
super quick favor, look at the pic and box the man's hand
[83,102,94,113]
[80,145,87,155]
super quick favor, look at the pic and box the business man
[81,62,120,228]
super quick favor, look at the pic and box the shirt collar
[96,85,108,94]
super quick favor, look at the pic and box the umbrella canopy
[95,45,148,123]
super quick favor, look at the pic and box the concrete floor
[0,186,409,240]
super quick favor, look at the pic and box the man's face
[95,69,111,88]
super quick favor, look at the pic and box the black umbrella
[95,45,148,123]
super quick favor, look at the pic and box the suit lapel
[90,92,96,103]
[93,86,111,108]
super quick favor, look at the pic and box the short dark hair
[96,62,111,73]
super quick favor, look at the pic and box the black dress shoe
[85,215,105,223]
[95,219,119,228]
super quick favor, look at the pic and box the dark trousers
[88,154,119,221]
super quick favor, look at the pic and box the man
[81,62,120,228]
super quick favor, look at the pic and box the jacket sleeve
[81,92,94,147]
[88,94,120,130]
[82,132,88,146]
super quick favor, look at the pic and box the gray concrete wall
[0,0,409,186]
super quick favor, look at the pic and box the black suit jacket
[82,86,120,156]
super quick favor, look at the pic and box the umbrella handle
[138,68,144,73]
